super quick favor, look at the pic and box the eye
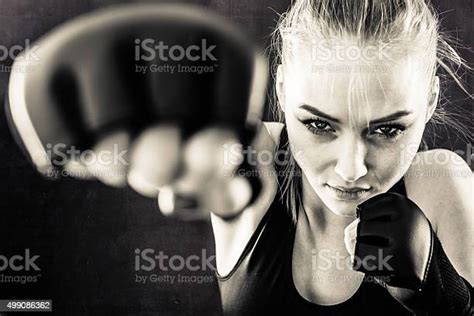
[303,119,335,135]
[371,124,405,139]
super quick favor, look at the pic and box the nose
[334,135,368,182]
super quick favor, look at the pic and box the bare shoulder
[404,149,472,226]
[404,149,473,281]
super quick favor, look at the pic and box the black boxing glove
[354,192,472,315]
[5,4,267,212]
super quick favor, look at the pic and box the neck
[300,174,355,239]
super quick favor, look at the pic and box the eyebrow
[299,104,413,125]
[369,111,413,124]
[299,104,340,123]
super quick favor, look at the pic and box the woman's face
[277,45,437,216]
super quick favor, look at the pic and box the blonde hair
[270,0,472,223]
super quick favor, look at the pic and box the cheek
[395,121,426,173]
[369,146,406,189]
[369,124,425,189]
[284,113,332,178]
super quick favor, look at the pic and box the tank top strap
[387,177,407,196]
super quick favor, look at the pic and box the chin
[326,199,359,217]
[318,187,383,217]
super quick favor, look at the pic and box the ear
[276,64,286,113]
[425,76,439,123]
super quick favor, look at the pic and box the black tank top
[216,126,413,315]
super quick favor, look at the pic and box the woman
[6,0,472,315]
[210,0,473,314]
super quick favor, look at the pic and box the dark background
[0,0,471,315]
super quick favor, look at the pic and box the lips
[326,184,371,201]
[331,185,371,192]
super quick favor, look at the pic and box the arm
[211,122,283,276]
[406,150,473,283]
[406,150,473,315]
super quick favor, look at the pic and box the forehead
[284,46,430,119]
